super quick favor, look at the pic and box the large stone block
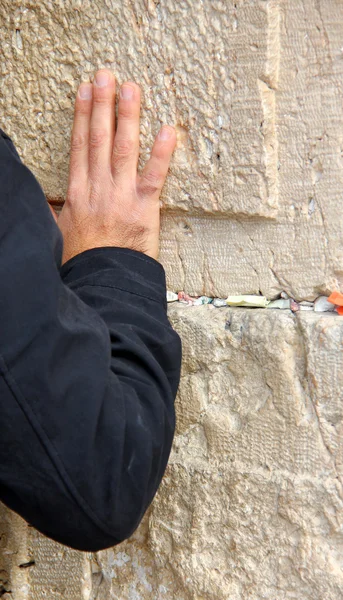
[91,305,343,599]
[0,504,91,599]
[1,0,343,297]
[1,1,343,598]
[0,0,279,217]
[1,306,343,599]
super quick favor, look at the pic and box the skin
[51,69,177,264]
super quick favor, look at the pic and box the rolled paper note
[267,299,291,310]
[226,295,270,308]
[167,291,178,302]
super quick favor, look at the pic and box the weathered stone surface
[0,0,279,217]
[0,505,91,599]
[2,306,343,599]
[90,306,343,599]
[0,508,30,599]
[160,215,335,300]
[1,0,343,298]
[1,0,343,598]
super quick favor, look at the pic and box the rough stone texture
[1,0,343,598]
[2,306,343,598]
[90,306,343,600]
[1,0,343,299]
[0,506,91,599]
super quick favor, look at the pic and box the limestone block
[160,214,332,300]
[0,504,91,599]
[1,0,343,298]
[1,0,343,598]
[90,305,343,600]
[3,307,342,599]
[0,507,30,599]
[0,0,279,217]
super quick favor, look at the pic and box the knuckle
[89,128,109,148]
[112,138,135,165]
[75,101,91,116]
[153,144,170,160]
[66,182,83,204]
[92,90,112,105]
[140,169,162,196]
[71,132,88,153]
[115,137,135,155]
[118,104,134,120]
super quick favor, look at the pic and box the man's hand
[57,69,177,264]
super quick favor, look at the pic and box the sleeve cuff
[59,247,167,310]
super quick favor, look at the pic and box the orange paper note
[327,291,343,307]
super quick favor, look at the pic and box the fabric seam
[60,248,165,277]
[69,282,166,307]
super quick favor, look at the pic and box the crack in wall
[295,314,343,492]
[256,0,281,212]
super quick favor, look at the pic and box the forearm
[0,147,181,550]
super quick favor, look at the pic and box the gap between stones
[167,291,337,314]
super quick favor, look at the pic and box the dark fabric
[0,129,182,551]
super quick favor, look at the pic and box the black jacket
[0,129,182,551]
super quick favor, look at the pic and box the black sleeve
[0,131,182,551]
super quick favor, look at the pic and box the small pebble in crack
[15,29,23,50]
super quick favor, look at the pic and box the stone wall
[1,0,343,598]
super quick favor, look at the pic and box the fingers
[89,69,116,177]
[69,82,93,180]
[137,126,177,199]
[69,71,176,209]
[111,82,141,178]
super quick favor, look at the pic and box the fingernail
[79,83,92,100]
[120,85,134,100]
[95,71,110,87]
[159,126,173,141]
